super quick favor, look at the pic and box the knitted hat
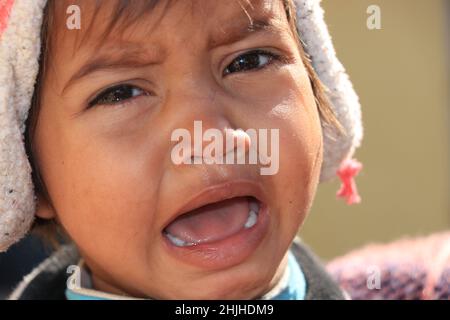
[0,0,363,252]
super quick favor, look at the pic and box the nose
[222,128,252,165]
[165,73,251,165]
[170,119,253,166]
[190,122,252,165]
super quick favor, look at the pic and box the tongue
[165,197,250,244]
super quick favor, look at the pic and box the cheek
[276,105,323,217]
[253,66,323,233]
[35,109,165,258]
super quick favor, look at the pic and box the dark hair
[25,0,343,248]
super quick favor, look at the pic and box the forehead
[43,0,293,93]
[48,0,288,52]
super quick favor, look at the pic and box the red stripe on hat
[0,0,15,36]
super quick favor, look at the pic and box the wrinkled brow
[208,14,284,48]
[61,43,165,94]
[61,5,285,94]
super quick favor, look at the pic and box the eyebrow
[61,45,163,94]
[207,15,283,48]
[62,12,283,94]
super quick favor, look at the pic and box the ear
[35,192,56,219]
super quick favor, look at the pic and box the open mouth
[162,196,261,247]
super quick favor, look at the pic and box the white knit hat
[0,0,363,252]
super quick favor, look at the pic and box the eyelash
[223,49,281,76]
[88,84,148,109]
[88,49,282,108]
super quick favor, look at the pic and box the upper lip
[162,180,267,231]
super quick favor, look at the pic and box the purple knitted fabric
[327,232,450,300]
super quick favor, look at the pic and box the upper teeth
[164,199,261,247]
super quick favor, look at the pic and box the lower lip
[161,202,270,270]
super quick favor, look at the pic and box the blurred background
[302,0,450,259]
[1,0,449,299]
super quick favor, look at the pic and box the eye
[88,84,149,108]
[223,50,279,76]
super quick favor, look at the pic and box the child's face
[34,0,323,299]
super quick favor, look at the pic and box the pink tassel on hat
[336,158,362,205]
